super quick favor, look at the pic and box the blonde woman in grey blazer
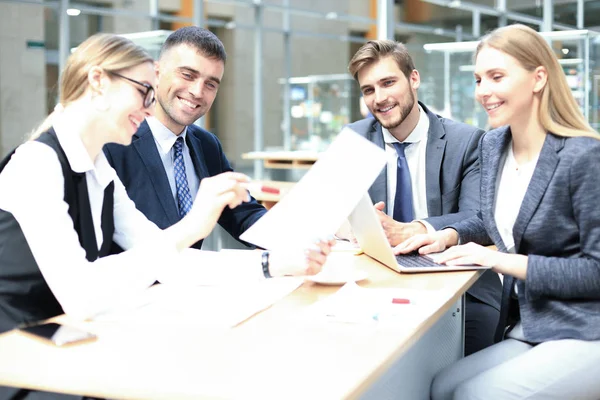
[397,24,600,399]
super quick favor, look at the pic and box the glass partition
[280,74,360,152]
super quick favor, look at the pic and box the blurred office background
[1,0,599,165]
[1,0,600,164]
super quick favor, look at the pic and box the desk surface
[0,255,481,400]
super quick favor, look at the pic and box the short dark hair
[160,26,227,63]
[348,40,415,81]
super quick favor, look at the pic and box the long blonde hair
[476,24,597,138]
[31,33,152,139]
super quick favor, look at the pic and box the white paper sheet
[306,281,447,326]
[240,128,386,250]
[91,277,304,328]
[156,248,264,287]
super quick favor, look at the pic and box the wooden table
[242,151,320,169]
[0,255,482,399]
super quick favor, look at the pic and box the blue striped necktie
[392,142,414,222]
[173,136,193,218]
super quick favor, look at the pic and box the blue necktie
[173,136,193,218]
[392,142,414,223]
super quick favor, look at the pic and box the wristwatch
[261,251,272,278]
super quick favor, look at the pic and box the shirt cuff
[415,219,436,234]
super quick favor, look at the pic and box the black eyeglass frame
[107,71,155,109]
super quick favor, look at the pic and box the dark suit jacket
[452,127,600,343]
[347,102,501,311]
[104,121,266,250]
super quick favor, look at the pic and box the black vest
[0,129,115,334]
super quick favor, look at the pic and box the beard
[157,94,206,129]
[374,91,415,130]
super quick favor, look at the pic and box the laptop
[347,193,491,273]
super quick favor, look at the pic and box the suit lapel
[367,121,389,211]
[481,127,512,252]
[512,133,563,252]
[186,129,209,181]
[133,121,180,225]
[422,103,446,217]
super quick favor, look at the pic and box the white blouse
[493,142,539,252]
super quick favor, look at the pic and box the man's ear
[154,60,162,92]
[154,60,160,79]
[410,69,421,91]
[533,66,548,94]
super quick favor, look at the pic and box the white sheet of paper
[91,276,304,328]
[306,281,446,326]
[156,248,264,287]
[240,128,386,250]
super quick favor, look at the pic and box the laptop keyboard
[395,252,441,268]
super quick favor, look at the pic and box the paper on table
[240,128,386,250]
[306,281,446,325]
[92,276,304,328]
[157,248,264,287]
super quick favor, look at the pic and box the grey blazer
[452,126,600,343]
[347,102,501,311]
[347,102,483,230]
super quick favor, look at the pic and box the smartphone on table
[18,322,97,347]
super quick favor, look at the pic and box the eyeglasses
[108,71,156,109]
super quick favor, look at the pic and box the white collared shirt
[147,117,200,212]
[494,142,539,252]
[0,123,180,320]
[382,105,431,224]
[55,119,115,251]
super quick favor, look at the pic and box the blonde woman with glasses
[396,24,600,399]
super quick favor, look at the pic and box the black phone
[18,322,97,346]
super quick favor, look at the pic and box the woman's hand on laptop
[432,242,528,278]
[393,228,459,255]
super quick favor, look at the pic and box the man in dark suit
[345,39,502,356]
[104,27,266,250]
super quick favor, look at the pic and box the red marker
[259,185,280,194]
[242,182,281,195]
[391,298,410,304]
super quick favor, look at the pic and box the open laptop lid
[347,193,490,273]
